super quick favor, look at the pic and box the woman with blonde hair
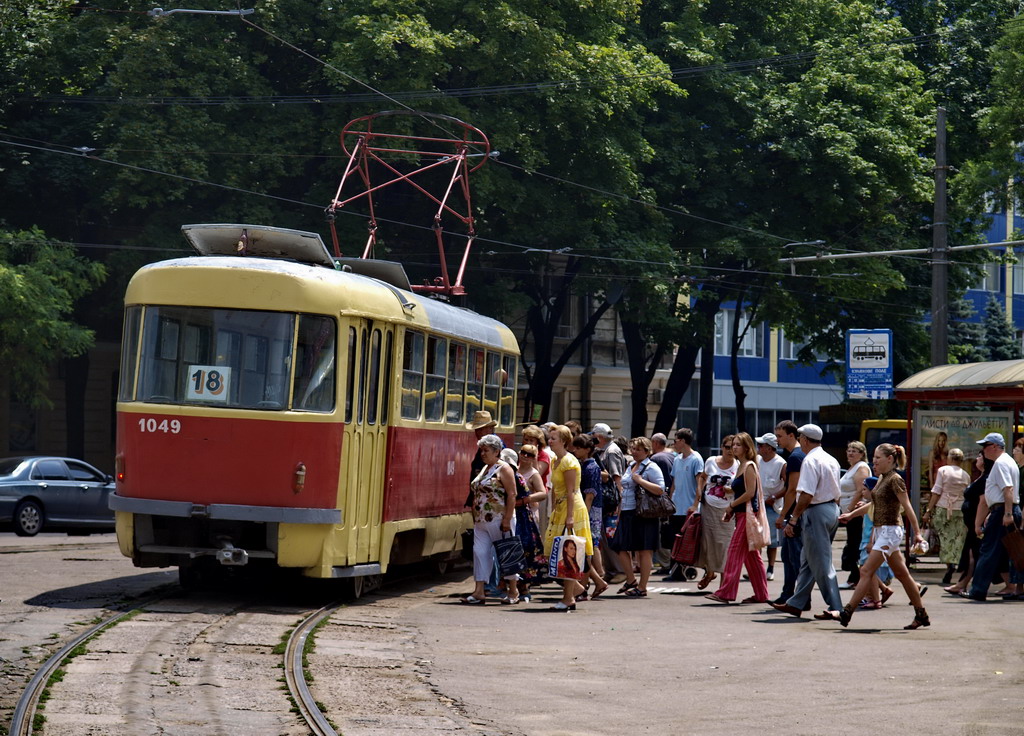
[543,424,595,611]
[923,447,970,586]
[705,432,770,604]
[830,443,929,629]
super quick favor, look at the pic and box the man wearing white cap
[770,423,843,618]
[756,433,786,581]
[965,432,1022,601]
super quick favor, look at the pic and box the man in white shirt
[966,432,1022,601]
[770,424,843,618]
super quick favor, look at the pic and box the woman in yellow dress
[544,424,594,611]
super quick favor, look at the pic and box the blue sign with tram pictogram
[846,329,893,399]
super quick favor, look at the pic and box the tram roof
[894,359,1024,402]
[127,255,518,352]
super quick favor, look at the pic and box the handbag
[460,529,474,561]
[634,461,675,519]
[548,528,587,581]
[1003,524,1024,569]
[671,513,702,565]
[494,531,525,577]
[745,471,771,552]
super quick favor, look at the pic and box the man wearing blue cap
[964,432,1022,601]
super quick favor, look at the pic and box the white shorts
[871,525,905,558]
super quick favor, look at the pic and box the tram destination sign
[846,329,893,399]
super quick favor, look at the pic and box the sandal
[461,595,486,605]
[813,611,840,621]
[740,596,768,604]
[704,593,731,604]
[591,583,609,599]
[858,599,882,610]
[500,596,521,605]
[880,587,894,605]
[624,588,648,598]
[617,580,638,595]
[575,591,589,602]
[697,572,717,590]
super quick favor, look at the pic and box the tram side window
[501,355,517,426]
[402,330,425,419]
[381,331,393,425]
[466,347,484,417]
[425,336,447,422]
[293,316,337,412]
[484,351,502,418]
[345,327,357,423]
[118,307,142,401]
[366,329,382,425]
[447,341,467,424]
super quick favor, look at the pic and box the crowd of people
[461,411,1024,628]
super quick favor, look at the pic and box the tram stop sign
[846,329,893,399]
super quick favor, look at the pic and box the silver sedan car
[0,456,115,536]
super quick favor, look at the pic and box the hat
[591,423,613,438]
[864,476,878,491]
[541,421,558,430]
[754,432,779,450]
[500,447,519,469]
[797,423,823,441]
[976,432,1005,448]
[466,410,497,431]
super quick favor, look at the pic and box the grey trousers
[786,501,843,612]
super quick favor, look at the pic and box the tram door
[341,319,393,564]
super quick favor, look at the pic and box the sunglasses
[519,451,536,458]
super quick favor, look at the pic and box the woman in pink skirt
[705,432,770,604]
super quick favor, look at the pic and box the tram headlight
[293,462,306,493]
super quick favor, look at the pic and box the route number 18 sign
[186,365,231,402]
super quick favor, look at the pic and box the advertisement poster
[911,410,1013,499]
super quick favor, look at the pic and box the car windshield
[0,458,28,476]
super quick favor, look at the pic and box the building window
[975,262,1000,292]
[714,309,763,357]
[779,330,829,362]
[1013,260,1024,296]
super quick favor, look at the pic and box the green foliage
[0,226,105,406]
[982,294,1021,361]
[947,297,985,364]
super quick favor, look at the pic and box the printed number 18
[191,369,224,395]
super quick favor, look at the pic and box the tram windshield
[120,306,336,412]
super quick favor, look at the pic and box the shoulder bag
[1003,521,1024,569]
[635,461,676,519]
[745,465,771,551]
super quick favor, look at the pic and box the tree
[948,297,986,363]
[0,226,106,406]
[641,0,938,434]
[981,294,1021,362]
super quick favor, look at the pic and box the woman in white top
[922,448,970,586]
[695,435,739,590]
[839,441,871,589]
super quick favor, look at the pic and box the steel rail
[284,601,343,736]
[9,608,137,736]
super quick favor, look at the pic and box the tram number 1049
[138,417,182,434]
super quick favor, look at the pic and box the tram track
[8,588,345,736]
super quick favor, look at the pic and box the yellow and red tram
[111,224,518,589]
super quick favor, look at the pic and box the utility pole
[931,107,949,367]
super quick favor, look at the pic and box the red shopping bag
[671,513,701,565]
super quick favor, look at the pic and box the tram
[110,223,519,590]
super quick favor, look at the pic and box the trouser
[970,504,1023,596]
[473,516,518,582]
[715,513,770,601]
[841,515,863,584]
[780,528,803,600]
[787,501,843,612]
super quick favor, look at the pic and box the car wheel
[14,500,44,537]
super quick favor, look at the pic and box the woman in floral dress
[462,434,520,605]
